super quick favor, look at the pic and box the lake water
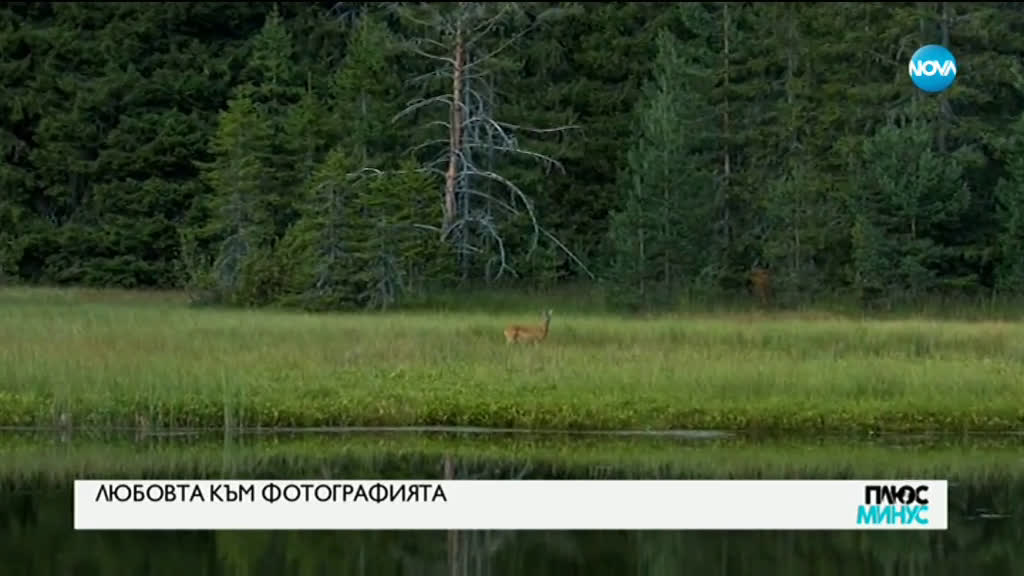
[1,430,1022,575]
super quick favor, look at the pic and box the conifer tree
[236,4,307,239]
[189,96,273,305]
[848,120,970,305]
[274,12,446,309]
[607,27,719,309]
[994,114,1024,296]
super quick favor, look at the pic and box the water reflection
[0,431,1022,575]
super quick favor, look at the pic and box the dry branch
[352,1,592,281]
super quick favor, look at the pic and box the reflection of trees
[2,459,1024,574]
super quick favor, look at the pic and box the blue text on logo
[857,505,930,526]
[908,44,957,93]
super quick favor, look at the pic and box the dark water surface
[1,430,1023,575]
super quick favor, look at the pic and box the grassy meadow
[2,286,1024,434]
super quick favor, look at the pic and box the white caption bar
[74,479,948,531]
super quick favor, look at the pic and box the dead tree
[347,2,593,282]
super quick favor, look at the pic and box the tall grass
[3,431,1024,482]
[2,287,1024,433]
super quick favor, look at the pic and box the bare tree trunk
[639,227,645,300]
[723,2,730,185]
[786,4,801,280]
[380,2,592,280]
[721,2,731,270]
[445,19,465,235]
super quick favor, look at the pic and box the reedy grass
[3,431,1024,483]
[2,287,1024,433]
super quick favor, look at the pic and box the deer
[749,265,773,307]
[504,309,553,344]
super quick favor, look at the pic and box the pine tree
[848,120,970,305]
[606,28,719,309]
[235,4,307,240]
[273,147,362,310]
[326,12,402,168]
[354,164,439,309]
[0,4,36,282]
[760,159,830,304]
[994,114,1024,296]
[190,96,274,305]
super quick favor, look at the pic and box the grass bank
[3,431,1024,482]
[2,287,1024,433]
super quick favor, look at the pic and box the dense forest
[3,2,1024,311]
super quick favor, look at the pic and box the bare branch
[440,211,519,280]
[465,165,540,255]
[464,85,489,115]
[419,166,449,180]
[426,154,450,170]
[383,2,454,35]
[404,138,451,157]
[403,68,487,89]
[461,115,517,147]
[438,219,483,254]
[406,69,449,87]
[462,70,493,85]
[464,125,513,151]
[424,120,452,132]
[392,94,470,124]
[346,167,383,179]
[464,143,565,173]
[410,36,450,53]
[394,94,450,119]
[540,226,595,280]
[474,215,514,280]
[466,4,515,49]
[402,42,456,66]
[496,121,581,135]
[461,188,521,217]
[464,18,542,72]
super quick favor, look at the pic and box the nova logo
[857,484,930,526]
[908,44,957,93]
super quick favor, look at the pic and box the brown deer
[750,266,773,306]
[504,309,553,344]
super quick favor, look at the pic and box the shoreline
[3,428,1024,481]
[3,394,1024,435]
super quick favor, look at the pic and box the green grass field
[4,431,1024,482]
[2,286,1024,433]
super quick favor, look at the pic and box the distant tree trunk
[445,18,464,235]
[721,2,732,273]
[786,5,801,282]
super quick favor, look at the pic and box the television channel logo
[857,484,930,526]
[908,44,957,93]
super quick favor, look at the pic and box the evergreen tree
[273,147,362,310]
[994,114,1024,296]
[2,2,1024,310]
[0,3,36,282]
[848,120,971,305]
[760,159,829,304]
[326,12,402,167]
[606,28,719,309]
[189,96,274,305]
[235,4,307,240]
